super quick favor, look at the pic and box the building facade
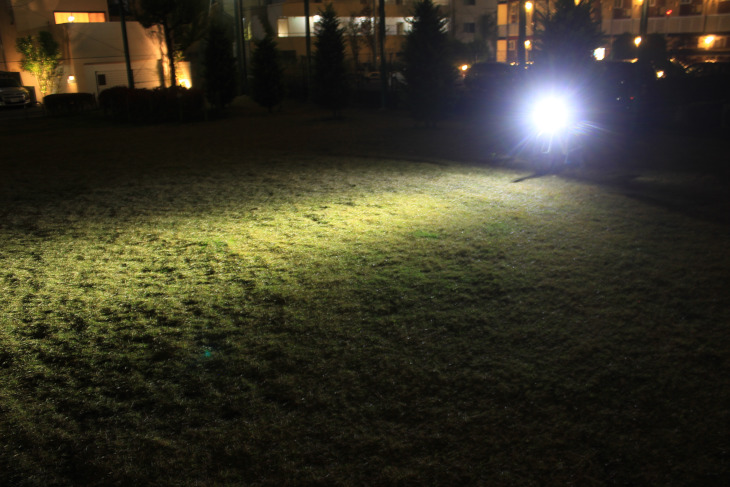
[228,0,497,72]
[0,0,187,100]
[497,0,730,64]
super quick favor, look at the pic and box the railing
[602,14,730,35]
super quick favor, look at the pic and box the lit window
[278,18,289,38]
[54,12,106,24]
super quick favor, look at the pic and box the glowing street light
[525,1,533,11]
[634,36,642,47]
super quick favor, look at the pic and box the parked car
[0,78,31,108]
[463,62,518,95]
[587,61,656,122]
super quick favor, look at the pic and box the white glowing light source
[525,40,532,50]
[594,47,606,61]
[179,78,192,89]
[525,1,533,11]
[68,75,76,83]
[460,64,470,72]
[67,15,75,22]
[634,36,642,47]
[532,97,570,133]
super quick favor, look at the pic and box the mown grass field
[1,102,729,486]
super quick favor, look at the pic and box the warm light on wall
[702,35,716,48]
[179,79,192,89]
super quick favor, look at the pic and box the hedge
[98,86,205,123]
[43,93,96,116]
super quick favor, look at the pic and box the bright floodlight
[532,96,570,133]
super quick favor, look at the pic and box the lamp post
[518,0,527,66]
[118,0,134,88]
[639,0,649,46]
[379,0,386,109]
[305,0,312,98]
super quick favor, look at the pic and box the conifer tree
[534,0,603,72]
[402,0,456,124]
[251,34,284,112]
[203,21,237,110]
[313,3,348,116]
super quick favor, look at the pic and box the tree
[611,32,637,61]
[346,14,363,73]
[203,21,237,110]
[15,31,62,98]
[402,0,457,124]
[251,34,284,112]
[133,0,207,87]
[358,6,377,69]
[534,0,603,72]
[313,3,348,116]
[639,33,668,65]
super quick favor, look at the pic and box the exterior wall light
[634,36,642,47]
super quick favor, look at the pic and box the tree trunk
[163,22,176,87]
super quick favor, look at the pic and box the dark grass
[1,101,729,486]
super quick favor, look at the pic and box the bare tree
[132,0,208,87]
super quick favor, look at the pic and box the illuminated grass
[1,109,729,486]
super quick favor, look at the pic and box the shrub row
[43,93,96,116]
[98,86,205,123]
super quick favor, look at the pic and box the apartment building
[0,0,187,99]
[497,0,730,64]
[226,0,497,70]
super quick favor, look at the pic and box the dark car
[0,78,31,107]
[587,61,656,123]
[464,62,517,94]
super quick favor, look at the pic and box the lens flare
[532,97,570,133]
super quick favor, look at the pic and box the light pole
[518,0,527,66]
[118,0,134,88]
[305,0,312,98]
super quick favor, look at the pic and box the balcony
[603,13,730,35]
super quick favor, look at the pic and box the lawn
[1,103,729,486]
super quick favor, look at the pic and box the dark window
[97,74,107,86]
